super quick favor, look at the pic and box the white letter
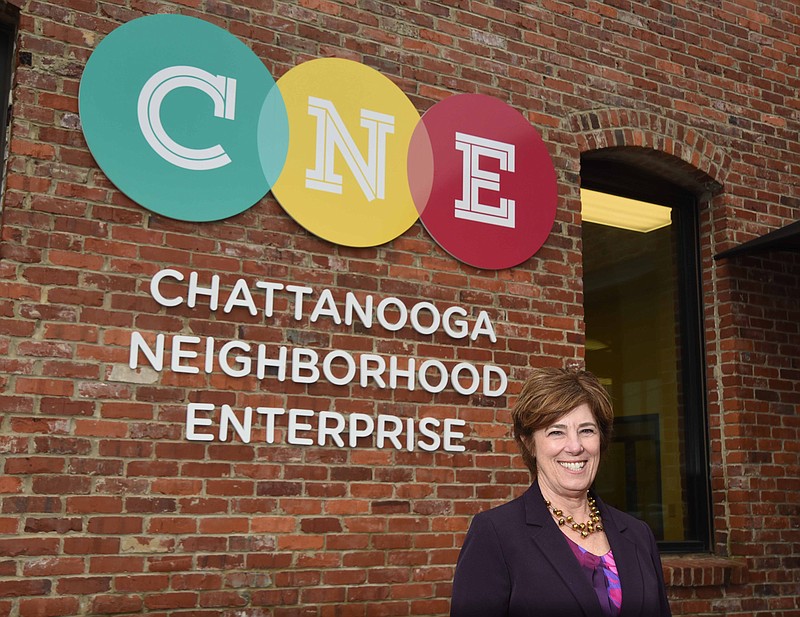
[256,345,288,381]
[344,292,373,328]
[255,281,284,317]
[389,356,415,390]
[256,407,285,444]
[310,289,342,324]
[219,405,253,443]
[483,365,508,397]
[129,331,164,371]
[443,306,469,339]
[186,403,215,441]
[376,414,404,450]
[138,66,236,171]
[443,418,466,452]
[410,302,441,336]
[288,408,314,445]
[376,297,407,332]
[417,417,441,452]
[171,335,200,374]
[219,340,251,378]
[348,413,375,447]
[454,132,515,229]
[322,350,357,386]
[305,97,395,201]
[150,268,184,307]
[359,354,387,388]
[291,348,320,384]
[188,271,220,310]
[418,359,448,393]
[285,284,313,320]
[451,362,480,396]
[224,278,258,316]
[318,411,345,447]
[204,337,215,373]
[471,310,497,343]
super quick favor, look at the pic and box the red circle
[408,94,557,270]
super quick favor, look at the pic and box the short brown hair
[511,367,614,477]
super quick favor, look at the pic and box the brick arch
[569,109,728,194]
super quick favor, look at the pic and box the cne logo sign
[79,14,557,270]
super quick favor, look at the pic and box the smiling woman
[450,367,671,617]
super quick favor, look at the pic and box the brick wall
[701,251,800,616]
[0,1,798,616]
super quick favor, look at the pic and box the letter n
[305,96,395,201]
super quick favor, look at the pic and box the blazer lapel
[596,496,644,617]
[524,484,605,617]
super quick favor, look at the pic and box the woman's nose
[564,432,584,454]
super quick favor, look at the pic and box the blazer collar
[523,482,605,617]
[523,482,648,617]
[598,501,645,617]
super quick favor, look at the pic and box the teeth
[559,461,586,471]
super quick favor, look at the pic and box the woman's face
[531,403,601,499]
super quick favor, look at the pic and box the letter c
[137,65,236,170]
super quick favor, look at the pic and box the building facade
[0,1,798,616]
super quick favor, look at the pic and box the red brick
[114,574,170,593]
[0,537,60,558]
[22,557,85,577]
[0,3,798,617]
[24,517,83,534]
[90,595,143,614]
[0,578,52,598]
[56,576,111,595]
[65,496,123,515]
[86,516,143,535]
[18,597,80,617]
[10,138,55,159]
[143,592,198,610]
[5,457,65,475]
[0,477,23,494]
[63,537,120,555]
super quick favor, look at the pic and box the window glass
[581,180,709,550]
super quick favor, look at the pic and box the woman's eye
[580,428,597,435]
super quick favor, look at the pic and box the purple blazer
[450,482,672,617]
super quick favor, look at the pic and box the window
[581,154,711,552]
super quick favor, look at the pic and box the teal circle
[79,15,288,222]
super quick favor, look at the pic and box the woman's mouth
[558,461,587,471]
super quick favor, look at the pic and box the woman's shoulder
[462,494,528,553]
[470,487,532,530]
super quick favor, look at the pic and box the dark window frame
[0,2,17,170]
[581,157,712,554]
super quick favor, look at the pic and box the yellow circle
[271,58,420,247]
